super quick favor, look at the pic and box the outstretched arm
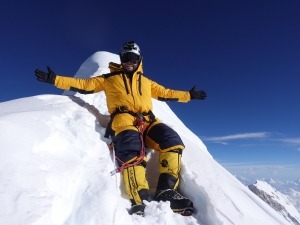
[151,81,207,102]
[34,66,105,94]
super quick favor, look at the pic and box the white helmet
[120,41,141,56]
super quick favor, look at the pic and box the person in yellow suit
[35,41,206,216]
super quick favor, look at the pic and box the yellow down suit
[54,61,192,205]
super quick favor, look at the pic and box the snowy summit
[0,51,292,225]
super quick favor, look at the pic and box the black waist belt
[104,106,156,138]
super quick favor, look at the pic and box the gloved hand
[189,86,207,100]
[35,66,56,84]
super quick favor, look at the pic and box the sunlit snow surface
[0,52,291,225]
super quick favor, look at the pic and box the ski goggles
[120,52,141,64]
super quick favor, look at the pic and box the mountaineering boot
[155,187,193,216]
[155,173,193,215]
[128,189,149,216]
[154,150,194,215]
[128,204,146,216]
[122,163,150,216]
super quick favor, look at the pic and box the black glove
[189,86,207,100]
[35,66,56,84]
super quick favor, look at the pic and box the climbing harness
[108,107,155,176]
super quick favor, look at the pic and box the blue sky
[1,0,299,182]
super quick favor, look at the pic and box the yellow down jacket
[54,61,191,115]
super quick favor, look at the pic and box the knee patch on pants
[145,122,185,152]
[122,165,150,205]
[112,129,142,165]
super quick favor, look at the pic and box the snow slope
[0,51,291,225]
[263,178,300,213]
[249,180,300,224]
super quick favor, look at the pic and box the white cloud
[202,132,269,144]
[279,138,300,152]
[280,138,300,144]
[221,162,300,182]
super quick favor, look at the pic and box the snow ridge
[249,181,300,225]
[0,51,293,225]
